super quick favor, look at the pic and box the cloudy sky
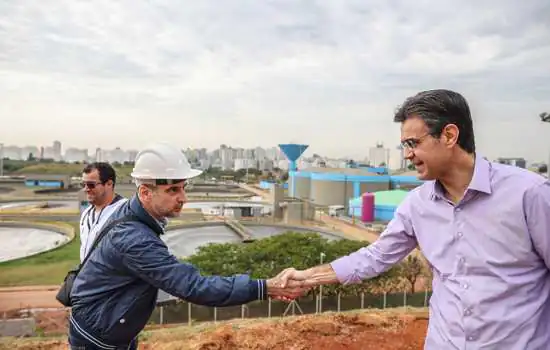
[0,0,549,165]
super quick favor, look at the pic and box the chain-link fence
[148,290,432,326]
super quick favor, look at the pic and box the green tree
[398,255,425,293]
[183,231,407,297]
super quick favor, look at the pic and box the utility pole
[0,143,4,177]
[319,252,325,313]
[541,112,550,178]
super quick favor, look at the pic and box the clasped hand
[266,268,316,302]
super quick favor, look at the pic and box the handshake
[265,267,330,302]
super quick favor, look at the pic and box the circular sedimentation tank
[163,222,343,258]
[0,223,72,263]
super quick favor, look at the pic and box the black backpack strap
[79,214,140,270]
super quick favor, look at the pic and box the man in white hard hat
[67,142,306,349]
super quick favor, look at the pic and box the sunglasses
[80,181,103,189]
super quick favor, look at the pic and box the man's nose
[179,190,188,204]
[403,147,414,160]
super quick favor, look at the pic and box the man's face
[81,169,112,205]
[146,181,188,219]
[400,117,453,180]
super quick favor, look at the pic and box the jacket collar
[129,194,165,235]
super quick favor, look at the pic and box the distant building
[369,143,390,167]
[496,157,526,169]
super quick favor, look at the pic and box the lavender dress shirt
[330,156,550,349]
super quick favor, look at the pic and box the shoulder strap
[79,214,140,269]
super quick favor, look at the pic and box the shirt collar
[430,154,492,200]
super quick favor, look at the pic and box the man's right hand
[275,268,313,288]
[276,264,339,289]
[266,276,310,301]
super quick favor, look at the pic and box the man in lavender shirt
[278,89,550,349]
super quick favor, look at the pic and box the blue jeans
[68,316,138,350]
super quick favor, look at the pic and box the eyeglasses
[400,133,432,149]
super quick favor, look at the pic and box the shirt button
[459,257,465,264]
[120,318,125,324]
[467,336,474,341]
[464,308,471,315]
[457,232,463,238]
[463,283,469,289]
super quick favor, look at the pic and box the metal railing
[149,290,432,326]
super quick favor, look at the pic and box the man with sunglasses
[276,89,550,349]
[79,162,127,262]
[68,142,306,349]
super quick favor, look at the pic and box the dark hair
[83,162,117,187]
[393,89,476,153]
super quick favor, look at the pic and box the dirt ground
[0,285,61,313]
[0,311,428,350]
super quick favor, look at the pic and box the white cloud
[0,0,549,162]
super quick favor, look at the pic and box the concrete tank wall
[310,174,354,206]
[359,181,390,194]
[293,172,311,199]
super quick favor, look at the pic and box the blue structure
[348,189,411,222]
[259,180,288,190]
[25,180,64,188]
[279,143,309,172]
[347,163,389,175]
[389,175,424,189]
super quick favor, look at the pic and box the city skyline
[0,1,549,162]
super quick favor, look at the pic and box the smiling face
[82,169,113,205]
[138,180,188,219]
[400,117,459,180]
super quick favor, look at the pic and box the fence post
[214,307,217,323]
[187,302,192,326]
[360,293,364,309]
[159,306,164,325]
[315,295,319,314]
[268,298,272,318]
[403,290,407,309]
[424,289,428,307]
[383,292,387,309]
[337,292,341,312]
[241,304,246,319]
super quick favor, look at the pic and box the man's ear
[137,185,151,202]
[442,124,459,148]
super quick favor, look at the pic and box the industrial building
[290,167,390,207]
[348,190,409,221]
[278,143,425,223]
[389,170,424,190]
[24,174,71,189]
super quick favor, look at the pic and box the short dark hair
[83,162,117,187]
[393,89,476,153]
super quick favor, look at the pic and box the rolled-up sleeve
[330,195,417,284]
[524,181,550,270]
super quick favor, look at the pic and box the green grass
[0,220,197,286]
[0,222,80,286]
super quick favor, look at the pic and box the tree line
[184,231,430,297]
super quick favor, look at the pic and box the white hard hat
[131,142,203,182]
